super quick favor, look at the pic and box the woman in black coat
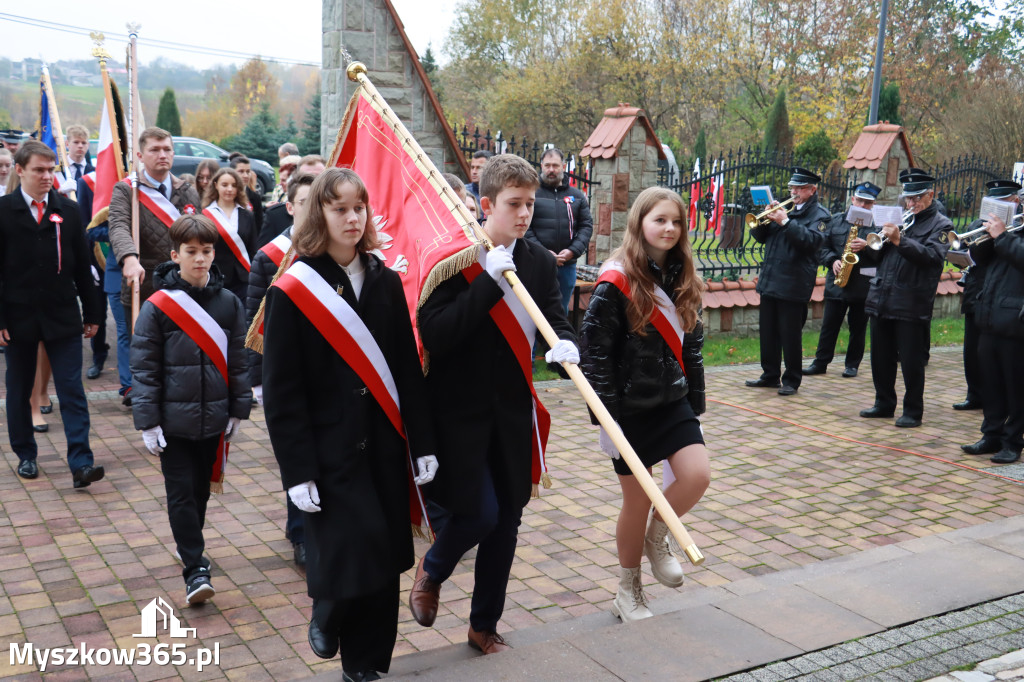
[202,167,256,301]
[262,168,435,681]
[580,187,710,623]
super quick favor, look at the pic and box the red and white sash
[462,246,552,491]
[203,206,251,272]
[147,288,231,489]
[271,261,431,533]
[122,176,180,229]
[596,260,687,374]
[259,233,292,268]
[81,171,96,193]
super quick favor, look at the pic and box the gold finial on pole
[90,32,111,63]
[346,61,367,82]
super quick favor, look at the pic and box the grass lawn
[532,315,966,379]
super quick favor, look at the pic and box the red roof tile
[581,105,667,161]
[844,123,915,170]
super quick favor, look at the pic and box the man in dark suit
[409,155,578,654]
[228,154,264,231]
[256,155,327,247]
[0,141,106,487]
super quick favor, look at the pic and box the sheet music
[872,205,903,227]
[979,197,1015,225]
[845,206,873,227]
[750,185,774,207]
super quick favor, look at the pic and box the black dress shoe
[801,364,826,376]
[745,377,781,388]
[991,449,1021,464]
[842,367,858,378]
[952,399,982,411]
[293,542,306,567]
[32,423,49,433]
[343,672,381,682]
[39,401,53,415]
[72,465,105,489]
[895,415,922,428]
[17,460,38,479]
[86,363,103,380]
[308,619,339,659]
[860,406,895,418]
[961,438,1001,455]
[778,385,798,396]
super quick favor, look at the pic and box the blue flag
[38,76,58,157]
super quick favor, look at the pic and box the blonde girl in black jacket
[580,187,710,623]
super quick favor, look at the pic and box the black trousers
[313,575,400,676]
[90,293,109,366]
[962,313,984,403]
[869,316,929,420]
[160,435,220,580]
[758,295,808,388]
[978,333,1024,452]
[813,297,868,369]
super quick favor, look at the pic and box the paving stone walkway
[1,335,1021,680]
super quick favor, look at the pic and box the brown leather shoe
[409,557,441,627]
[467,626,511,654]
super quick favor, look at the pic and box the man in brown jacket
[108,127,200,404]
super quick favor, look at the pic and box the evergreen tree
[156,88,182,136]
[281,115,298,142]
[693,128,707,164]
[763,89,793,152]
[795,128,837,168]
[298,91,322,156]
[225,102,280,162]
[422,43,438,76]
[878,83,903,126]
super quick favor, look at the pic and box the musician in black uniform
[804,182,880,378]
[962,186,1024,463]
[745,167,828,395]
[859,169,950,427]
[953,180,1020,415]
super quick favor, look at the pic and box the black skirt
[614,399,704,476]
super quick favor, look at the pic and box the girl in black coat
[202,167,256,301]
[580,187,711,623]
[262,168,436,680]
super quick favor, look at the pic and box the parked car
[88,136,276,197]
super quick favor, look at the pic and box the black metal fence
[452,125,598,200]
[657,148,1010,279]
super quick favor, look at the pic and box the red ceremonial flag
[688,158,701,233]
[93,79,126,216]
[330,86,479,348]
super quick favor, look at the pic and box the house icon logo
[133,597,197,638]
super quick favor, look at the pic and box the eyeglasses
[904,194,928,204]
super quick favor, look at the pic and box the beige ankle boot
[612,566,653,622]
[644,517,684,587]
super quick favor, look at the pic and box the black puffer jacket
[245,226,292,386]
[580,258,706,422]
[130,262,252,439]
[751,196,829,302]
[863,203,950,322]
[971,230,1024,339]
[820,211,873,302]
[524,177,593,261]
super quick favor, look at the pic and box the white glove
[288,481,322,513]
[224,417,241,442]
[545,340,580,365]
[485,245,516,281]
[599,426,621,459]
[142,426,166,455]
[252,385,263,406]
[414,455,439,485]
[57,176,77,195]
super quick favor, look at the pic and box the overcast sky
[0,1,458,70]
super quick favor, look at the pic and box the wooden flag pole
[40,65,76,202]
[126,24,141,329]
[345,61,704,566]
[91,33,125,181]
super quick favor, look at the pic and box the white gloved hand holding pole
[599,426,621,459]
[142,426,166,455]
[414,455,439,485]
[485,245,516,282]
[288,481,322,513]
[223,417,242,442]
[544,340,580,365]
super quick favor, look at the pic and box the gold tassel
[86,206,109,230]
[245,245,297,354]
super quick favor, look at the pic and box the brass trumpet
[946,216,1024,249]
[745,198,795,231]
[866,209,915,250]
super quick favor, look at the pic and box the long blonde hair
[613,187,704,333]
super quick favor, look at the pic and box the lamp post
[868,0,891,125]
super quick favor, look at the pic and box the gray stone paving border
[720,593,1024,682]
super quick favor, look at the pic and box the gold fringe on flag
[245,244,298,354]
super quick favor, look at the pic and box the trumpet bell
[866,232,886,250]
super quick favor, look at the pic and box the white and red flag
[92,76,126,216]
[688,157,701,233]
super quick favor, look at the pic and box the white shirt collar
[21,186,47,213]
[144,170,171,196]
